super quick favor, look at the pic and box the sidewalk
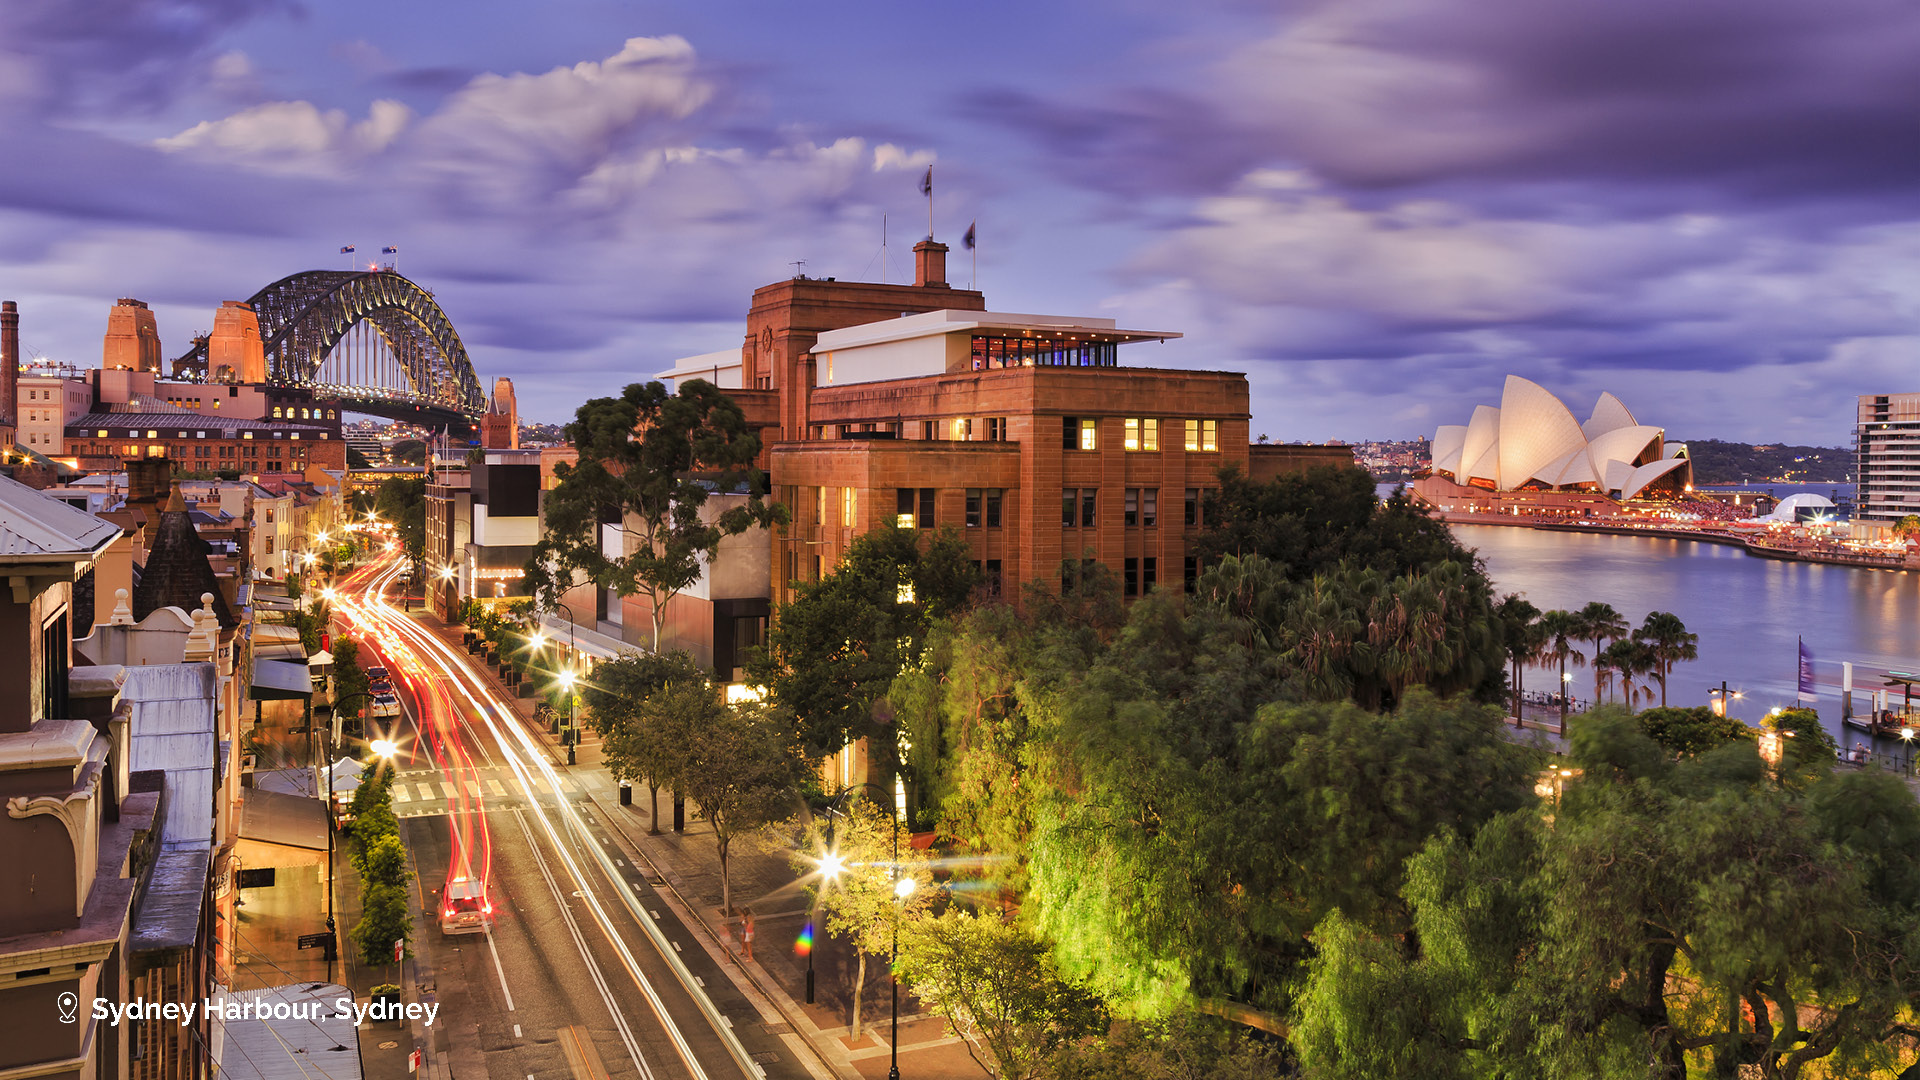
[407,610,989,1080]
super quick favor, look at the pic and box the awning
[251,659,313,701]
[307,650,334,668]
[238,788,329,852]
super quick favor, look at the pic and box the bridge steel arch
[172,270,487,429]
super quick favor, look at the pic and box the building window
[1062,489,1077,527]
[986,417,1006,441]
[1185,556,1198,592]
[951,417,972,441]
[266,509,275,523]
[1142,488,1157,527]
[1124,557,1139,596]
[841,486,858,527]
[1081,488,1097,527]
[923,420,937,440]
[898,488,917,528]
[985,559,1002,596]
[985,489,1003,528]
[1080,418,1097,450]
[1125,488,1138,526]
[1184,419,1219,453]
[816,486,828,527]
[1064,416,1098,450]
[966,489,982,528]
[1143,557,1157,593]
[1185,487,1200,526]
[1124,418,1159,452]
[918,487,934,527]
[272,407,281,418]
[265,536,274,554]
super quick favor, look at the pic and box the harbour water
[1454,523,1916,755]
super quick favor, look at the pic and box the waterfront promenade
[1433,509,1915,571]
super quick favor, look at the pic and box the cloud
[1,0,291,116]
[155,99,412,173]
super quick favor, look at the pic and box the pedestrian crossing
[385,766,579,817]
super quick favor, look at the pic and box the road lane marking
[671,940,681,952]
[417,783,436,801]
[440,781,457,799]
[393,786,411,802]
[466,779,483,798]
[513,1025,522,1038]
[486,929,515,1011]
[488,778,508,796]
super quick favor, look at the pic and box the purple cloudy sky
[5,0,1919,442]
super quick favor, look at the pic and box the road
[329,551,819,1080]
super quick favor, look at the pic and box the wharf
[1440,514,1915,572]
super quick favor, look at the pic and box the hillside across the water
[1680,439,1852,485]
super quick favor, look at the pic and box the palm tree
[1634,611,1699,708]
[1496,595,1544,726]
[1576,602,1629,706]
[1539,609,1586,734]
[1602,639,1658,710]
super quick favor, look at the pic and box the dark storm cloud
[962,87,1259,199]
[6,0,294,115]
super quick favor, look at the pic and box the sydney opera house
[1413,376,1692,515]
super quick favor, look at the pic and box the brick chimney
[1,300,17,431]
[913,239,950,288]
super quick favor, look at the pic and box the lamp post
[1560,671,1573,735]
[558,668,577,765]
[1708,681,1740,717]
[810,781,911,1080]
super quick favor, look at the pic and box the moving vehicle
[372,691,401,720]
[439,877,492,935]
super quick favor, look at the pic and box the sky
[5,0,1920,442]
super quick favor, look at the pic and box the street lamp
[1559,671,1573,735]
[558,668,577,765]
[807,780,912,1080]
[1708,681,1741,717]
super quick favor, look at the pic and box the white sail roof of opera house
[1766,493,1837,522]
[1431,376,1692,500]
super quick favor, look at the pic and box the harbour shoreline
[1436,512,1915,572]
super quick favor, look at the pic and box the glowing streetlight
[893,875,917,899]
[439,565,455,580]
[529,633,548,652]
[369,738,398,759]
[322,587,337,602]
[819,852,846,880]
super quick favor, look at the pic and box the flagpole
[882,214,887,285]
[927,165,934,240]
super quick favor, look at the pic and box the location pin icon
[57,992,78,1024]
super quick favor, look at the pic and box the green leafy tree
[1537,609,1585,716]
[751,523,981,757]
[1294,714,1920,1080]
[1635,705,1755,757]
[1573,601,1629,705]
[388,438,426,465]
[897,910,1109,1080]
[797,798,936,1041]
[1634,610,1699,707]
[1043,1014,1290,1080]
[353,832,412,890]
[578,650,706,831]
[354,882,412,966]
[667,688,806,915]
[528,380,784,650]
[1192,463,1478,581]
[1495,594,1544,724]
[331,637,369,740]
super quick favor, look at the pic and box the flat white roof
[810,309,1180,354]
[653,347,743,382]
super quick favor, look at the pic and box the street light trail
[338,554,761,1080]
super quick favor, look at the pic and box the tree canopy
[529,379,783,649]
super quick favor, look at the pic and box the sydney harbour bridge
[170,269,488,432]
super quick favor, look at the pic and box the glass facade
[971,335,1118,370]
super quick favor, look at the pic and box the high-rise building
[1855,392,1920,528]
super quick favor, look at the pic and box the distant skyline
[5,0,1919,441]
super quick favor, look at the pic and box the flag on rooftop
[382,246,398,255]
[919,166,932,197]
[963,222,975,250]
[340,245,355,254]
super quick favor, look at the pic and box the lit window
[816,485,828,526]
[1202,419,1217,452]
[1185,420,1200,452]
[1078,418,1097,451]
[951,417,972,440]
[272,407,282,418]
[841,486,858,527]
[1124,418,1158,451]
[97,430,107,438]
[146,430,157,438]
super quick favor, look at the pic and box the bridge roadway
[334,556,816,1080]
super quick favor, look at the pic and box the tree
[1635,705,1755,758]
[578,650,707,832]
[1895,514,1920,543]
[388,438,426,465]
[374,476,427,583]
[528,380,783,650]
[346,444,373,470]
[670,689,806,916]
[799,798,937,1042]
[354,883,412,966]
[1600,638,1657,709]
[1574,601,1628,706]
[331,636,369,740]
[898,910,1109,1080]
[1293,718,1920,1079]
[353,832,412,890]
[1634,610,1699,708]
[1496,594,1544,724]
[751,523,981,758]
[1538,609,1585,717]
[1044,1014,1290,1080]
